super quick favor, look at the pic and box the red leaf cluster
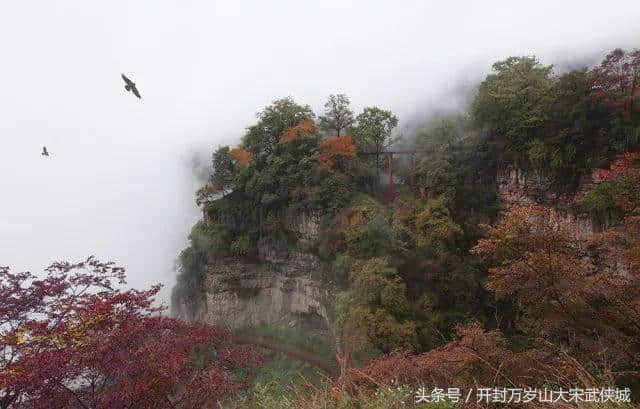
[589,48,640,116]
[593,153,640,183]
[352,322,555,390]
[207,183,223,192]
[0,257,262,409]
[473,202,640,378]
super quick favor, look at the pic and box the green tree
[412,116,465,199]
[471,56,554,154]
[352,106,398,178]
[582,179,631,225]
[330,257,417,381]
[318,94,354,137]
[242,97,315,159]
[347,258,416,352]
[211,146,235,192]
[412,196,462,259]
[172,221,229,316]
[528,68,604,181]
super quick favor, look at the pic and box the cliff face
[175,211,329,332]
[177,163,623,330]
[496,164,599,240]
[199,255,327,330]
[496,163,629,276]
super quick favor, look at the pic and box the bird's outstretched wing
[121,73,133,86]
[130,84,142,99]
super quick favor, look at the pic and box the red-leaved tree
[0,257,262,409]
[589,48,640,116]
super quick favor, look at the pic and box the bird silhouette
[41,146,49,156]
[121,73,142,99]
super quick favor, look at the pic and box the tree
[0,257,262,409]
[471,206,589,335]
[412,116,465,198]
[229,146,253,168]
[241,97,315,158]
[589,48,640,116]
[471,56,555,153]
[413,115,466,153]
[318,94,354,137]
[329,257,416,384]
[353,322,555,390]
[352,107,398,179]
[211,146,235,193]
[279,118,317,144]
[472,205,640,372]
[344,198,406,258]
[316,135,357,175]
[412,196,462,259]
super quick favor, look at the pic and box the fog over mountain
[1,0,638,305]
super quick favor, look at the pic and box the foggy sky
[1,0,639,306]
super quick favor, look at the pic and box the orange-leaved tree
[279,118,317,144]
[472,205,590,337]
[317,135,357,174]
[352,321,556,390]
[472,204,640,378]
[229,146,253,169]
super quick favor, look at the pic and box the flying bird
[121,73,142,99]
[41,146,49,156]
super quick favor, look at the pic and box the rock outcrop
[496,163,630,276]
[175,210,330,332]
[199,256,328,330]
[496,165,600,240]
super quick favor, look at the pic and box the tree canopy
[242,97,315,159]
[318,94,355,137]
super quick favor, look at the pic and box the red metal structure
[358,149,427,203]
[384,153,396,203]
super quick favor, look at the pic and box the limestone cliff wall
[495,163,632,276]
[200,256,328,329]
[496,165,600,241]
[174,211,329,332]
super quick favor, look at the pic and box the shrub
[231,235,254,256]
[583,179,629,225]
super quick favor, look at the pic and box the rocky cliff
[176,162,624,330]
[174,211,330,332]
[496,164,600,240]
[496,162,629,276]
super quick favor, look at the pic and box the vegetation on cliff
[172,47,640,406]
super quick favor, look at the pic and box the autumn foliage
[472,204,640,380]
[593,153,640,183]
[472,206,590,334]
[229,146,253,168]
[279,118,317,144]
[317,135,357,174]
[589,48,640,116]
[0,257,262,409]
[353,322,556,390]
